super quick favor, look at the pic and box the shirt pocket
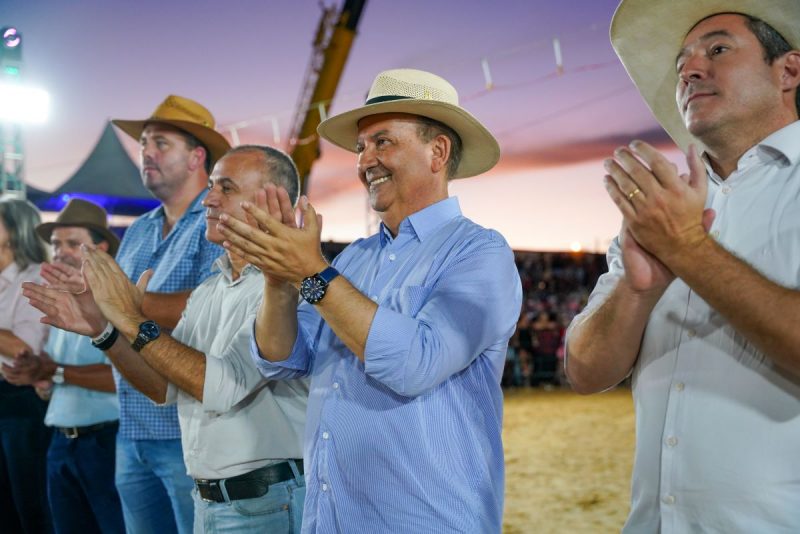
[384,285,432,317]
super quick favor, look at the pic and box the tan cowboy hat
[611,0,800,151]
[112,95,231,168]
[317,69,500,179]
[36,199,120,257]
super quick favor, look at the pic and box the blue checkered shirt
[115,191,223,439]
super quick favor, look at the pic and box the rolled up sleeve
[364,236,521,397]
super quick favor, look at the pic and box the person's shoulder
[451,215,513,252]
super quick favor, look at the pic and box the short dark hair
[225,145,301,206]
[744,15,800,117]
[415,116,463,179]
[178,131,212,174]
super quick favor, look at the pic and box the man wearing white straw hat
[566,1,800,532]
[218,69,522,532]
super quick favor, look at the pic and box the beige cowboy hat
[36,199,120,256]
[317,69,500,179]
[611,0,800,151]
[113,94,231,168]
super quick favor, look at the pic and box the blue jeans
[47,423,125,534]
[192,464,305,533]
[115,436,194,534]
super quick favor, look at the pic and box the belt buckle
[196,479,218,503]
[64,427,79,439]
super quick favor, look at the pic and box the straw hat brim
[112,118,231,169]
[36,223,120,257]
[317,99,500,179]
[611,0,800,151]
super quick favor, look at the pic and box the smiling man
[565,1,800,532]
[218,69,522,533]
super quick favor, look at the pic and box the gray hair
[0,199,49,269]
[415,116,463,179]
[224,145,301,206]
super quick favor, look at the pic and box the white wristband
[92,322,115,345]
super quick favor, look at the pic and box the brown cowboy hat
[36,199,120,256]
[112,94,232,168]
[317,69,500,179]
[610,0,800,151]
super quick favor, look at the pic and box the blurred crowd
[503,252,607,389]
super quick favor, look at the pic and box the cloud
[499,127,676,170]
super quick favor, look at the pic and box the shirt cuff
[249,321,309,379]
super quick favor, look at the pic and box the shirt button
[388,253,396,261]
[322,431,330,440]
[687,329,696,338]
[321,483,328,492]
[721,186,731,194]
[665,436,678,447]
[662,494,675,505]
[675,382,685,392]
[371,295,378,302]
[332,382,339,390]
[710,230,720,239]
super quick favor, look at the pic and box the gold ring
[627,188,642,201]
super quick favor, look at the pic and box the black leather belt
[56,420,119,439]
[195,460,304,503]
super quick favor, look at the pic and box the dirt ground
[502,388,635,534]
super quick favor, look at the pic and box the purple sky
[7,0,681,250]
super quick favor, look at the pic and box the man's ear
[780,51,800,90]
[430,134,452,175]
[188,146,208,173]
[98,241,110,253]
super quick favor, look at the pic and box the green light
[3,66,19,76]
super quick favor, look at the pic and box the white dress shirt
[572,121,800,533]
[167,256,308,480]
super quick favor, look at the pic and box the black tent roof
[31,122,158,216]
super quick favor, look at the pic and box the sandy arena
[503,388,635,533]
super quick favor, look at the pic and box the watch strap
[318,266,340,284]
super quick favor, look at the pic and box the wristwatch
[300,266,340,305]
[51,366,65,385]
[131,320,161,352]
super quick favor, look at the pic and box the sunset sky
[6,0,686,251]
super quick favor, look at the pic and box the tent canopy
[31,122,158,216]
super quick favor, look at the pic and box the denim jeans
[192,464,305,533]
[115,436,194,534]
[47,424,125,534]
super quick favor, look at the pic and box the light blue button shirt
[44,329,119,427]
[252,197,522,533]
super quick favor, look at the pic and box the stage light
[2,27,20,49]
[0,83,50,123]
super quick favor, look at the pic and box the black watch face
[301,275,327,304]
